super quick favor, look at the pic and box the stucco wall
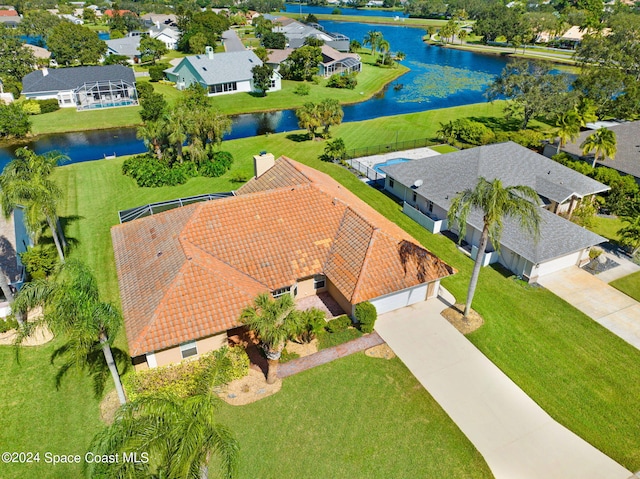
[137,332,228,370]
[327,279,354,317]
[297,275,327,298]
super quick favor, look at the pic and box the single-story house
[544,120,640,182]
[21,65,138,110]
[111,156,455,369]
[103,9,135,18]
[266,45,361,77]
[24,43,51,62]
[558,25,612,48]
[164,47,281,96]
[105,36,141,62]
[141,12,177,27]
[150,26,180,50]
[0,8,20,27]
[267,15,350,52]
[59,13,83,24]
[382,142,609,282]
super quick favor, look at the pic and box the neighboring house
[164,47,281,96]
[0,78,14,104]
[0,8,20,27]
[558,25,611,48]
[382,142,609,282]
[24,43,51,63]
[141,12,177,27]
[150,25,180,50]
[105,36,141,63]
[111,156,455,369]
[267,15,350,52]
[545,120,640,182]
[266,45,361,77]
[59,13,83,24]
[104,9,135,17]
[21,65,138,110]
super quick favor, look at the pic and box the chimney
[205,45,214,60]
[253,152,275,178]
[42,67,48,76]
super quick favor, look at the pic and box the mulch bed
[441,304,484,334]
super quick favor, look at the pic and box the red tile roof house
[111,156,455,370]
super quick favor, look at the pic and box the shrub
[294,83,311,96]
[355,301,377,333]
[507,129,544,150]
[122,155,190,187]
[0,318,18,333]
[136,81,154,99]
[326,72,357,89]
[21,100,41,115]
[319,137,347,162]
[230,172,250,183]
[37,99,60,114]
[317,328,362,349]
[19,245,59,280]
[199,151,233,177]
[331,8,341,14]
[589,248,603,260]
[124,346,249,401]
[454,118,495,146]
[279,348,300,363]
[289,308,326,343]
[326,315,351,333]
[149,62,170,82]
[312,75,322,85]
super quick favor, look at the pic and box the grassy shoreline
[278,11,446,27]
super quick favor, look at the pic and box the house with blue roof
[164,47,281,96]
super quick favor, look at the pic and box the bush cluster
[124,346,249,401]
[149,62,170,82]
[37,99,61,114]
[326,315,351,333]
[19,245,59,280]
[354,301,377,333]
[123,151,234,187]
[0,318,18,333]
[327,72,357,89]
[21,100,41,115]
[294,83,311,96]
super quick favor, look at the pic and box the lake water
[283,2,408,17]
[0,21,510,168]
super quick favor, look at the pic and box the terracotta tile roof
[112,157,454,357]
[0,9,18,16]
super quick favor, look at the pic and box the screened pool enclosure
[74,79,138,110]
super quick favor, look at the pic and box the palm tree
[363,30,382,54]
[426,25,436,41]
[0,148,68,262]
[296,101,321,139]
[580,127,617,168]
[13,260,128,404]
[136,118,167,160]
[437,120,458,145]
[377,38,391,64]
[574,97,598,127]
[554,110,581,154]
[87,392,239,479]
[318,98,344,138]
[448,177,542,318]
[618,215,640,256]
[458,29,468,44]
[166,109,188,164]
[0,271,21,325]
[240,293,298,384]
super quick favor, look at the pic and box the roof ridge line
[349,226,378,303]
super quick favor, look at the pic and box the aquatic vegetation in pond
[398,63,495,103]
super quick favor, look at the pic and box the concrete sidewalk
[538,267,640,350]
[375,299,631,479]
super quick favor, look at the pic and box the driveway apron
[375,298,631,479]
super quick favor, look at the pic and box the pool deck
[354,146,441,169]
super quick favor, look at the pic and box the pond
[283,2,408,17]
[0,21,510,168]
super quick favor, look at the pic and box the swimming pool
[373,158,412,175]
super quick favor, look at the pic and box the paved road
[538,266,640,350]
[375,298,631,479]
[222,30,245,52]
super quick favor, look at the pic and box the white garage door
[370,284,428,315]
[535,251,583,278]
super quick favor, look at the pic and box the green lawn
[29,54,406,136]
[214,354,492,479]
[278,11,447,28]
[610,271,640,302]
[17,101,640,473]
[0,339,103,479]
[589,216,624,244]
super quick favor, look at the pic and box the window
[180,340,198,359]
[412,192,417,203]
[270,79,277,89]
[272,286,290,298]
[389,178,395,188]
[209,82,238,94]
[314,275,326,290]
[427,200,434,213]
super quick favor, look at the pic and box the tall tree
[280,45,322,81]
[618,215,640,256]
[18,10,61,42]
[252,64,274,97]
[240,293,298,384]
[447,177,541,317]
[13,260,128,404]
[318,98,344,137]
[363,30,382,54]
[138,36,167,64]
[48,23,106,65]
[87,392,239,479]
[0,24,36,82]
[486,59,570,129]
[580,127,617,167]
[296,101,321,139]
[554,109,582,153]
[0,148,67,261]
[0,103,31,139]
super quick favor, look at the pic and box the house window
[389,178,395,188]
[180,340,198,359]
[427,200,433,213]
[412,192,417,203]
[270,79,276,89]
[314,275,326,290]
[209,82,237,94]
[272,286,290,298]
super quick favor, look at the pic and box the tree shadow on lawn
[286,133,312,143]
[467,116,522,132]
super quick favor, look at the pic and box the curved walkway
[278,332,384,378]
[375,297,631,479]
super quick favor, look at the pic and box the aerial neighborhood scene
[2,0,640,477]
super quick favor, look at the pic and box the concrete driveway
[537,267,640,350]
[375,298,631,479]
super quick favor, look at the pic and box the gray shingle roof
[105,36,140,57]
[383,142,607,264]
[22,65,136,94]
[165,50,262,85]
[561,121,640,179]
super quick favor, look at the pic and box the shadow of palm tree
[286,133,311,143]
[0,235,19,283]
[468,116,521,132]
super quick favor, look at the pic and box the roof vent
[413,179,423,188]
[156,251,163,258]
